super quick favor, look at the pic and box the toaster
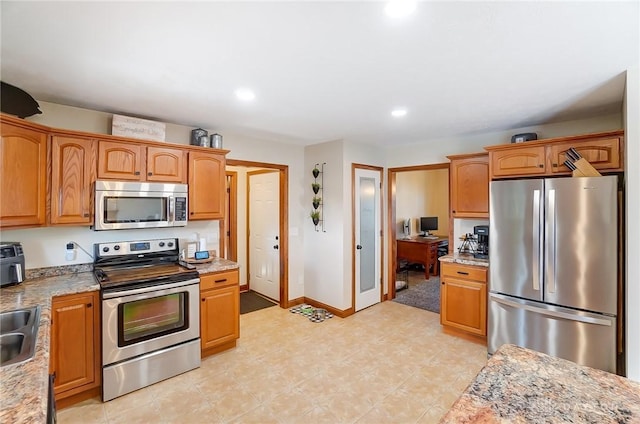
[1,242,25,287]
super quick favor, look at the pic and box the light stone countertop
[439,253,489,267]
[191,257,240,275]
[0,259,239,423]
[440,344,640,423]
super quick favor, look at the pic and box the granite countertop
[192,257,240,274]
[0,271,99,424]
[0,259,239,423]
[440,344,640,423]
[439,253,489,267]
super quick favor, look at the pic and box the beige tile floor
[58,300,488,424]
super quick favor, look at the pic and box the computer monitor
[419,216,438,236]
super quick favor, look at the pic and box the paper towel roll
[199,238,207,251]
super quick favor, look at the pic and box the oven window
[105,196,167,223]
[118,292,188,346]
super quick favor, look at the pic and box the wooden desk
[397,236,447,280]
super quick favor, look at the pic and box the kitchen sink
[0,306,40,367]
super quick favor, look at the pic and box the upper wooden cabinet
[146,146,186,182]
[0,117,48,228]
[549,136,621,174]
[188,151,226,220]
[98,141,186,183]
[485,131,624,179]
[448,153,489,218]
[50,135,96,225]
[489,145,546,178]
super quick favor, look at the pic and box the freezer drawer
[488,293,616,373]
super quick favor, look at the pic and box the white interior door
[249,171,280,301]
[355,168,381,311]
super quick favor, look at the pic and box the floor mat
[393,276,441,313]
[240,290,277,314]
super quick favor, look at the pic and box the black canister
[190,128,208,146]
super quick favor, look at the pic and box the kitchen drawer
[200,270,239,291]
[441,262,487,282]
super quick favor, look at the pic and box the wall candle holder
[311,162,326,232]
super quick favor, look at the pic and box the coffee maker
[473,225,489,259]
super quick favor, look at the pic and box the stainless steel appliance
[473,225,489,259]
[1,242,25,287]
[95,238,200,401]
[94,181,188,231]
[488,176,618,373]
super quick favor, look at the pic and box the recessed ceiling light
[384,1,416,18]
[235,88,255,101]
[391,108,408,117]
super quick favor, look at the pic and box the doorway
[387,163,450,303]
[353,164,383,312]
[225,159,289,308]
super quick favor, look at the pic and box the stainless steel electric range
[94,238,200,401]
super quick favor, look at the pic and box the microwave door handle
[168,196,175,224]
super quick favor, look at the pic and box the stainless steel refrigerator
[488,176,618,373]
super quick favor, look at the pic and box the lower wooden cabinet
[49,291,101,402]
[200,269,240,356]
[440,262,487,336]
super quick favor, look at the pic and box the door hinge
[227,188,230,193]
[379,182,382,189]
[227,230,230,236]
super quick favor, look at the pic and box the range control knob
[102,247,109,253]
[167,242,174,247]
[159,242,165,247]
[114,245,120,251]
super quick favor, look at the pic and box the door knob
[356,245,362,250]
[273,245,279,250]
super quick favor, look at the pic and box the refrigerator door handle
[490,293,612,326]
[532,189,541,291]
[547,189,556,293]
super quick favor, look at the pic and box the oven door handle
[102,278,200,299]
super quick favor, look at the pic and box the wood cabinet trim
[484,130,624,151]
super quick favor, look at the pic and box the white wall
[624,66,639,381]
[303,140,347,308]
[396,170,449,237]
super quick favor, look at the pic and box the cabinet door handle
[202,298,205,302]
[456,271,469,275]
[134,171,140,175]
[84,213,90,218]
[215,278,227,283]
[538,164,543,168]
[441,282,445,285]
[87,303,92,307]
[148,172,153,176]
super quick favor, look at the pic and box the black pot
[312,217,320,226]
[312,168,320,178]
[313,201,320,209]
[312,185,320,194]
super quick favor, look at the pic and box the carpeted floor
[393,271,441,314]
[240,290,277,314]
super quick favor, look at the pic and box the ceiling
[1,1,638,147]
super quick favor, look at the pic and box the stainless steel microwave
[94,181,188,231]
